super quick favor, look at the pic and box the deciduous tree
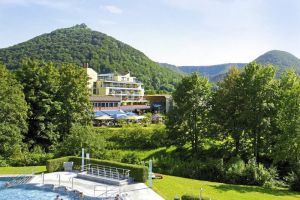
[0,64,27,158]
[166,73,212,154]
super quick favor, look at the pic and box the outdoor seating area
[93,110,145,126]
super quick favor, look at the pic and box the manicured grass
[0,166,46,175]
[152,175,300,200]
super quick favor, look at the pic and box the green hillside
[174,50,300,81]
[157,62,186,75]
[0,24,182,92]
[254,50,300,74]
[179,63,246,79]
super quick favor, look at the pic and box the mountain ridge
[0,23,182,92]
[158,50,300,80]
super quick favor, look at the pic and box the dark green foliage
[55,124,105,157]
[224,157,278,187]
[167,73,212,154]
[16,59,61,148]
[9,146,53,166]
[0,64,27,160]
[181,194,210,200]
[46,156,69,173]
[212,62,277,161]
[108,125,167,149]
[16,59,92,149]
[56,64,93,136]
[285,171,300,191]
[153,156,224,182]
[121,153,141,165]
[0,24,182,92]
[46,156,148,182]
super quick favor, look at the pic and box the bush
[181,194,210,200]
[108,125,167,149]
[224,157,278,187]
[153,155,224,182]
[121,153,141,164]
[8,146,53,166]
[224,157,246,184]
[46,156,148,182]
[285,171,300,191]
[55,125,105,158]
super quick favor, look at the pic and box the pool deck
[28,172,164,200]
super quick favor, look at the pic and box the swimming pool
[0,177,98,200]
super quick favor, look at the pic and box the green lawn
[152,175,300,200]
[0,166,46,175]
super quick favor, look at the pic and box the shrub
[224,157,278,187]
[46,157,70,172]
[153,155,224,182]
[8,146,53,166]
[108,125,167,149]
[121,153,141,164]
[285,171,300,191]
[225,157,246,184]
[55,125,105,158]
[46,156,148,182]
[181,194,210,200]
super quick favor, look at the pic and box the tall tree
[212,67,245,156]
[57,64,92,137]
[16,59,61,149]
[166,73,212,154]
[0,64,27,158]
[238,62,277,161]
[272,70,300,167]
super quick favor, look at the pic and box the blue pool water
[0,177,97,200]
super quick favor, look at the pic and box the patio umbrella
[126,115,145,120]
[95,115,113,120]
[113,114,128,119]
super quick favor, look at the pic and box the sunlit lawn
[0,166,46,175]
[152,175,300,200]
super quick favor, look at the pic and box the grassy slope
[0,166,46,174]
[152,175,300,200]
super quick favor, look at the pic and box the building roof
[90,96,121,102]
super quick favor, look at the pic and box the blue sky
[0,0,300,65]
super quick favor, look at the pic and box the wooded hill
[0,24,182,92]
[161,50,300,81]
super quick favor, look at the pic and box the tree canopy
[16,59,92,150]
[167,73,212,154]
[0,64,27,159]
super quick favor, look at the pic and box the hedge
[181,194,210,200]
[46,156,148,182]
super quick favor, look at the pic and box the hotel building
[87,67,149,111]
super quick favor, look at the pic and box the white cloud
[103,5,123,14]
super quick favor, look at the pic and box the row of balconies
[103,83,141,89]
[109,90,143,96]
[121,97,146,101]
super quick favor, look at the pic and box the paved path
[30,172,164,200]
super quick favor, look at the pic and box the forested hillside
[0,24,182,92]
[254,50,300,74]
[179,63,246,79]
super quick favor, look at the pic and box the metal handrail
[82,164,130,180]
[94,185,121,198]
